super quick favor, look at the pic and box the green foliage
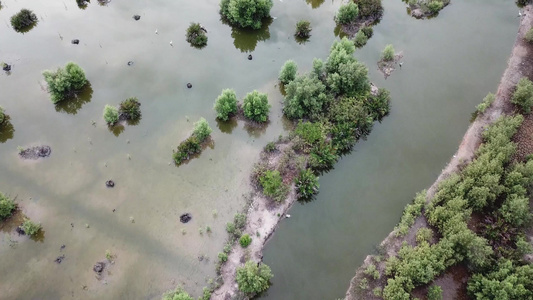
[372,287,382,297]
[0,106,4,124]
[259,170,289,202]
[43,62,88,104]
[335,2,359,25]
[512,77,533,114]
[220,0,273,29]
[312,58,325,79]
[361,26,374,38]
[476,92,495,114]
[173,136,201,164]
[294,121,324,146]
[354,30,368,48]
[264,141,276,152]
[218,252,228,262]
[243,90,270,122]
[279,60,298,84]
[427,1,444,13]
[192,117,212,142]
[308,142,338,171]
[234,213,247,229]
[21,218,42,236]
[162,287,194,300]
[394,191,426,236]
[284,74,328,120]
[354,0,383,18]
[326,37,356,74]
[427,285,443,300]
[239,234,252,248]
[364,264,380,280]
[525,28,533,43]
[416,227,433,244]
[10,9,37,32]
[236,260,273,294]
[295,168,319,200]
[381,44,395,61]
[295,20,311,38]
[103,105,119,125]
[185,23,207,48]
[366,88,391,121]
[326,59,370,97]
[119,97,141,120]
[0,193,16,220]
[214,89,238,121]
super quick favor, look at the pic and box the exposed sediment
[345,5,533,299]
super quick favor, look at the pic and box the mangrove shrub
[295,169,319,200]
[192,117,212,142]
[354,30,369,48]
[173,136,201,164]
[239,234,252,248]
[526,28,533,43]
[279,60,298,84]
[162,287,194,300]
[284,75,328,120]
[259,170,288,202]
[295,20,311,38]
[21,218,41,236]
[214,89,238,121]
[243,90,270,122]
[103,105,119,125]
[119,97,141,120]
[42,62,88,104]
[381,44,395,61]
[511,77,533,113]
[185,23,207,48]
[335,2,359,25]
[220,0,273,30]
[0,106,5,124]
[11,9,37,32]
[236,260,273,294]
[476,92,495,114]
[427,285,443,300]
[354,0,383,19]
[0,193,16,220]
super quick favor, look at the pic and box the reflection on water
[108,123,125,137]
[54,82,93,115]
[244,121,268,138]
[216,118,238,134]
[0,116,15,143]
[230,18,273,53]
[333,24,350,39]
[306,0,326,9]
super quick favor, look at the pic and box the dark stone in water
[60,244,66,251]
[106,180,115,188]
[3,64,11,72]
[248,54,253,60]
[127,61,134,66]
[93,261,105,274]
[187,83,192,89]
[16,226,25,235]
[71,39,80,45]
[180,213,192,223]
[133,15,141,21]
[55,255,65,264]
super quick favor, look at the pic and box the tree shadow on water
[230,18,273,53]
[306,0,325,9]
[108,123,125,137]
[55,82,93,115]
[216,118,238,134]
[0,116,15,143]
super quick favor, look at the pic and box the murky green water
[0,0,519,299]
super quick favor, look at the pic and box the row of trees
[214,89,271,123]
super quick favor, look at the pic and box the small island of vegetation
[10,9,38,33]
[220,0,273,30]
[173,118,212,165]
[42,62,88,104]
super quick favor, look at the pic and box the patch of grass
[259,170,289,202]
[239,234,252,248]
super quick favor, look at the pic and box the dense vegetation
[511,77,533,113]
[185,23,208,48]
[236,260,274,294]
[0,106,5,125]
[220,0,273,30]
[173,118,212,165]
[0,192,16,220]
[476,92,495,114]
[381,44,395,61]
[119,97,141,120]
[21,218,42,236]
[10,9,37,32]
[335,2,359,25]
[295,20,312,39]
[103,105,119,125]
[406,0,450,17]
[42,62,88,104]
[279,60,298,85]
[162,287,194,300]
[214,89,238,121]
[242,90,270,122]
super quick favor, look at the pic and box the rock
[180,213,192,223]
[60,244,66,251]
[127,61,134,66]
[93,261,105,274]
[411,9,424,19]
[55,255,65,264]
[2,64,11,72]
[248,54,253,60]
[19,145,51,160]
[16,226,25,235]
[71,39,80,45]
[133,15,141,21]
[187,83,192,89]
[106,180,115,188]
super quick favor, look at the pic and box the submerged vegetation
[220,0,273,30]
[10,9,38,32]
[186,23,208,48]
[511,77,533,114]
[335,2,359,25]
[42,62,88,104]
[173,118,212,165]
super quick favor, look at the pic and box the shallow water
[0,0,519,299]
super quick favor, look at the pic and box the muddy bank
[345,5,533,299]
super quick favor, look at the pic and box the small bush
[512,77,533,113]
[234,213,247,229]
[373,287,382,297]
[427,285,443,300]
[239,234,252,248]
[284,74,328,120]
[308,142,338,171]
[427,1,444,14]
[173,136,201,164]
[236,260,273,294]
[243,90,270,122]
[0,193,16,220]
[295,169,319,200]
[279,60,298,85]
[264,141,276,152]
[381,44,395,61]
[185,23,208,48]
[259,170,289,202]
[0,106,5,124]
[364,264,380,280]
[416,228,433,244]
[10,9,37,32]
[525,28,533,43]
[214,89,238,121]
[361,26,373,38]
[218,252,228,262]
[354,0,383,19]
[43,62,88,104]
[220,0,273,30]
[295,20,311,38]
[394,191,426,236]
[476,93,495,114]
[354,30,368,48]
[335,2,359,25]
[119,97,141,120]
[192,117,212,142]
[294,121,324,146]
[162,287,194,300]
[103,105,119,125]
[21,218,42,236]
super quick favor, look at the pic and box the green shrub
[354,30,368,48]
[394,191,426,236]
[162,287,194,300]
[239,234,252,247]
[220,0,273,30]
[476,93,495,114]
[295,20,311,38]
[243,90,270,122]
[427,1,444,13]
[173,136,201,164]
[192,117,212,142]
[119,97,141,120]
[335,2,359,25]
[427,285,443,300]
[294,121,324,146]
[284,74,328,120]
[0,193,16,220]
[103,105,119,125]
[372,287,382,297]
[21,218,41,236]
[512,77,533,113]
[236,260,273,294]
[214,89,238,121]
[326,37,356,74]
[361,26,373,38]
[354,0,383,18]
[259,170,289,202]
[264,141,276,152]
[381,44,395,61]
[366,88,391,121]
[308,142,338,171]
[185,23,207,47]
[218,252,228,262]
[234,213,247,229]
[415,228,433,244]
[10,9,37,32]
[295,169,319,200]
[525,28,533,43]
[364,264,380,280]
[279,60,298,85]
[0,106,5,124]
[42,62,88,104]
[326,59,370,97]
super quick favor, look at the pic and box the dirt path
[345,5,533,299]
